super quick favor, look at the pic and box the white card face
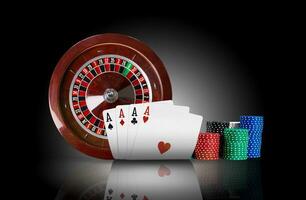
[130,113,203,160]
[120,161,203,200]
[126,101,174,157]
[115,105,130,159]
[127,105,190,159]
[102,108,118,159]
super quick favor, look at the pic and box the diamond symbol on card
[120,119,125,126]
[120,193,125,199]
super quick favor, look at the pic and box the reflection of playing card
[116,161,131,200]
[102,108,118,159]
[103,161,119,200]
[130,113,202,160]
[124,161,202,200]
[115,105,129,159]
[127,101,174,157]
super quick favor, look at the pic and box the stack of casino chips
[195,132,220,160]
[240,116,264,158]
[223,128,248,160]
[207,121,230,158]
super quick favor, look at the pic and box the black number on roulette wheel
[49,33,172,159]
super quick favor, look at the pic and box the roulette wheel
[49,33,172,159]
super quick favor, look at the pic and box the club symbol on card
[131,117,138,125]
[108,124,113,130]
[158,165,171,177]
[143,116,149,123]
[158,141,171,154]
[120,193,125,199]
[120,119,125,126]
[106,196,112,200]
[131,194,138,200]
[143,196,149,200]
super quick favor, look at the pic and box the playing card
[130,113,203,160]
[115,105,130,159]
[127,103,190,159]
[102,108,118,159]
[127,100,174,158]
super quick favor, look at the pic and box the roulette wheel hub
[104,88,118,103]
[49,33,172,159]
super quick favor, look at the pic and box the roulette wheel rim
[49,33,172,159]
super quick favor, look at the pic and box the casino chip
[229,121,240,128]
[206,121,230,158]
[223,128,248,160]
[206,121,229,134]
[195,132,220,160]
[240,116,264,158]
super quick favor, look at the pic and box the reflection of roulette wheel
[49,33,172,159]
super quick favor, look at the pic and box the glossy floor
[41,159,263,200]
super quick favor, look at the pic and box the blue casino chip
[240,115,264,158]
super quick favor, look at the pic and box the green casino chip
[223,128,249,160]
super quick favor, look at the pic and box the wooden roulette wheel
[49,33,172,159]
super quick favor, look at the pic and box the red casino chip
[195,132,220,160]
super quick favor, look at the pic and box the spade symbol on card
[131,117,138,125]
[108,123,113,130]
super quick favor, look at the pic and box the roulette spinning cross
[49,34,172,159]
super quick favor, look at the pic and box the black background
[4,5,300,199]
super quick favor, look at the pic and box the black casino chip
[206,121,230,134]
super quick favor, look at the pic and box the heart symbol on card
[143,116,149,123]
[143,196,149,200]
[158,141,171,154]
[158,165,171,177]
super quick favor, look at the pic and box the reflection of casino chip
[195,132,220,160]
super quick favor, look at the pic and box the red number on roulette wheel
[49,33,172,159]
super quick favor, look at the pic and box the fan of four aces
[49,34,172,159]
